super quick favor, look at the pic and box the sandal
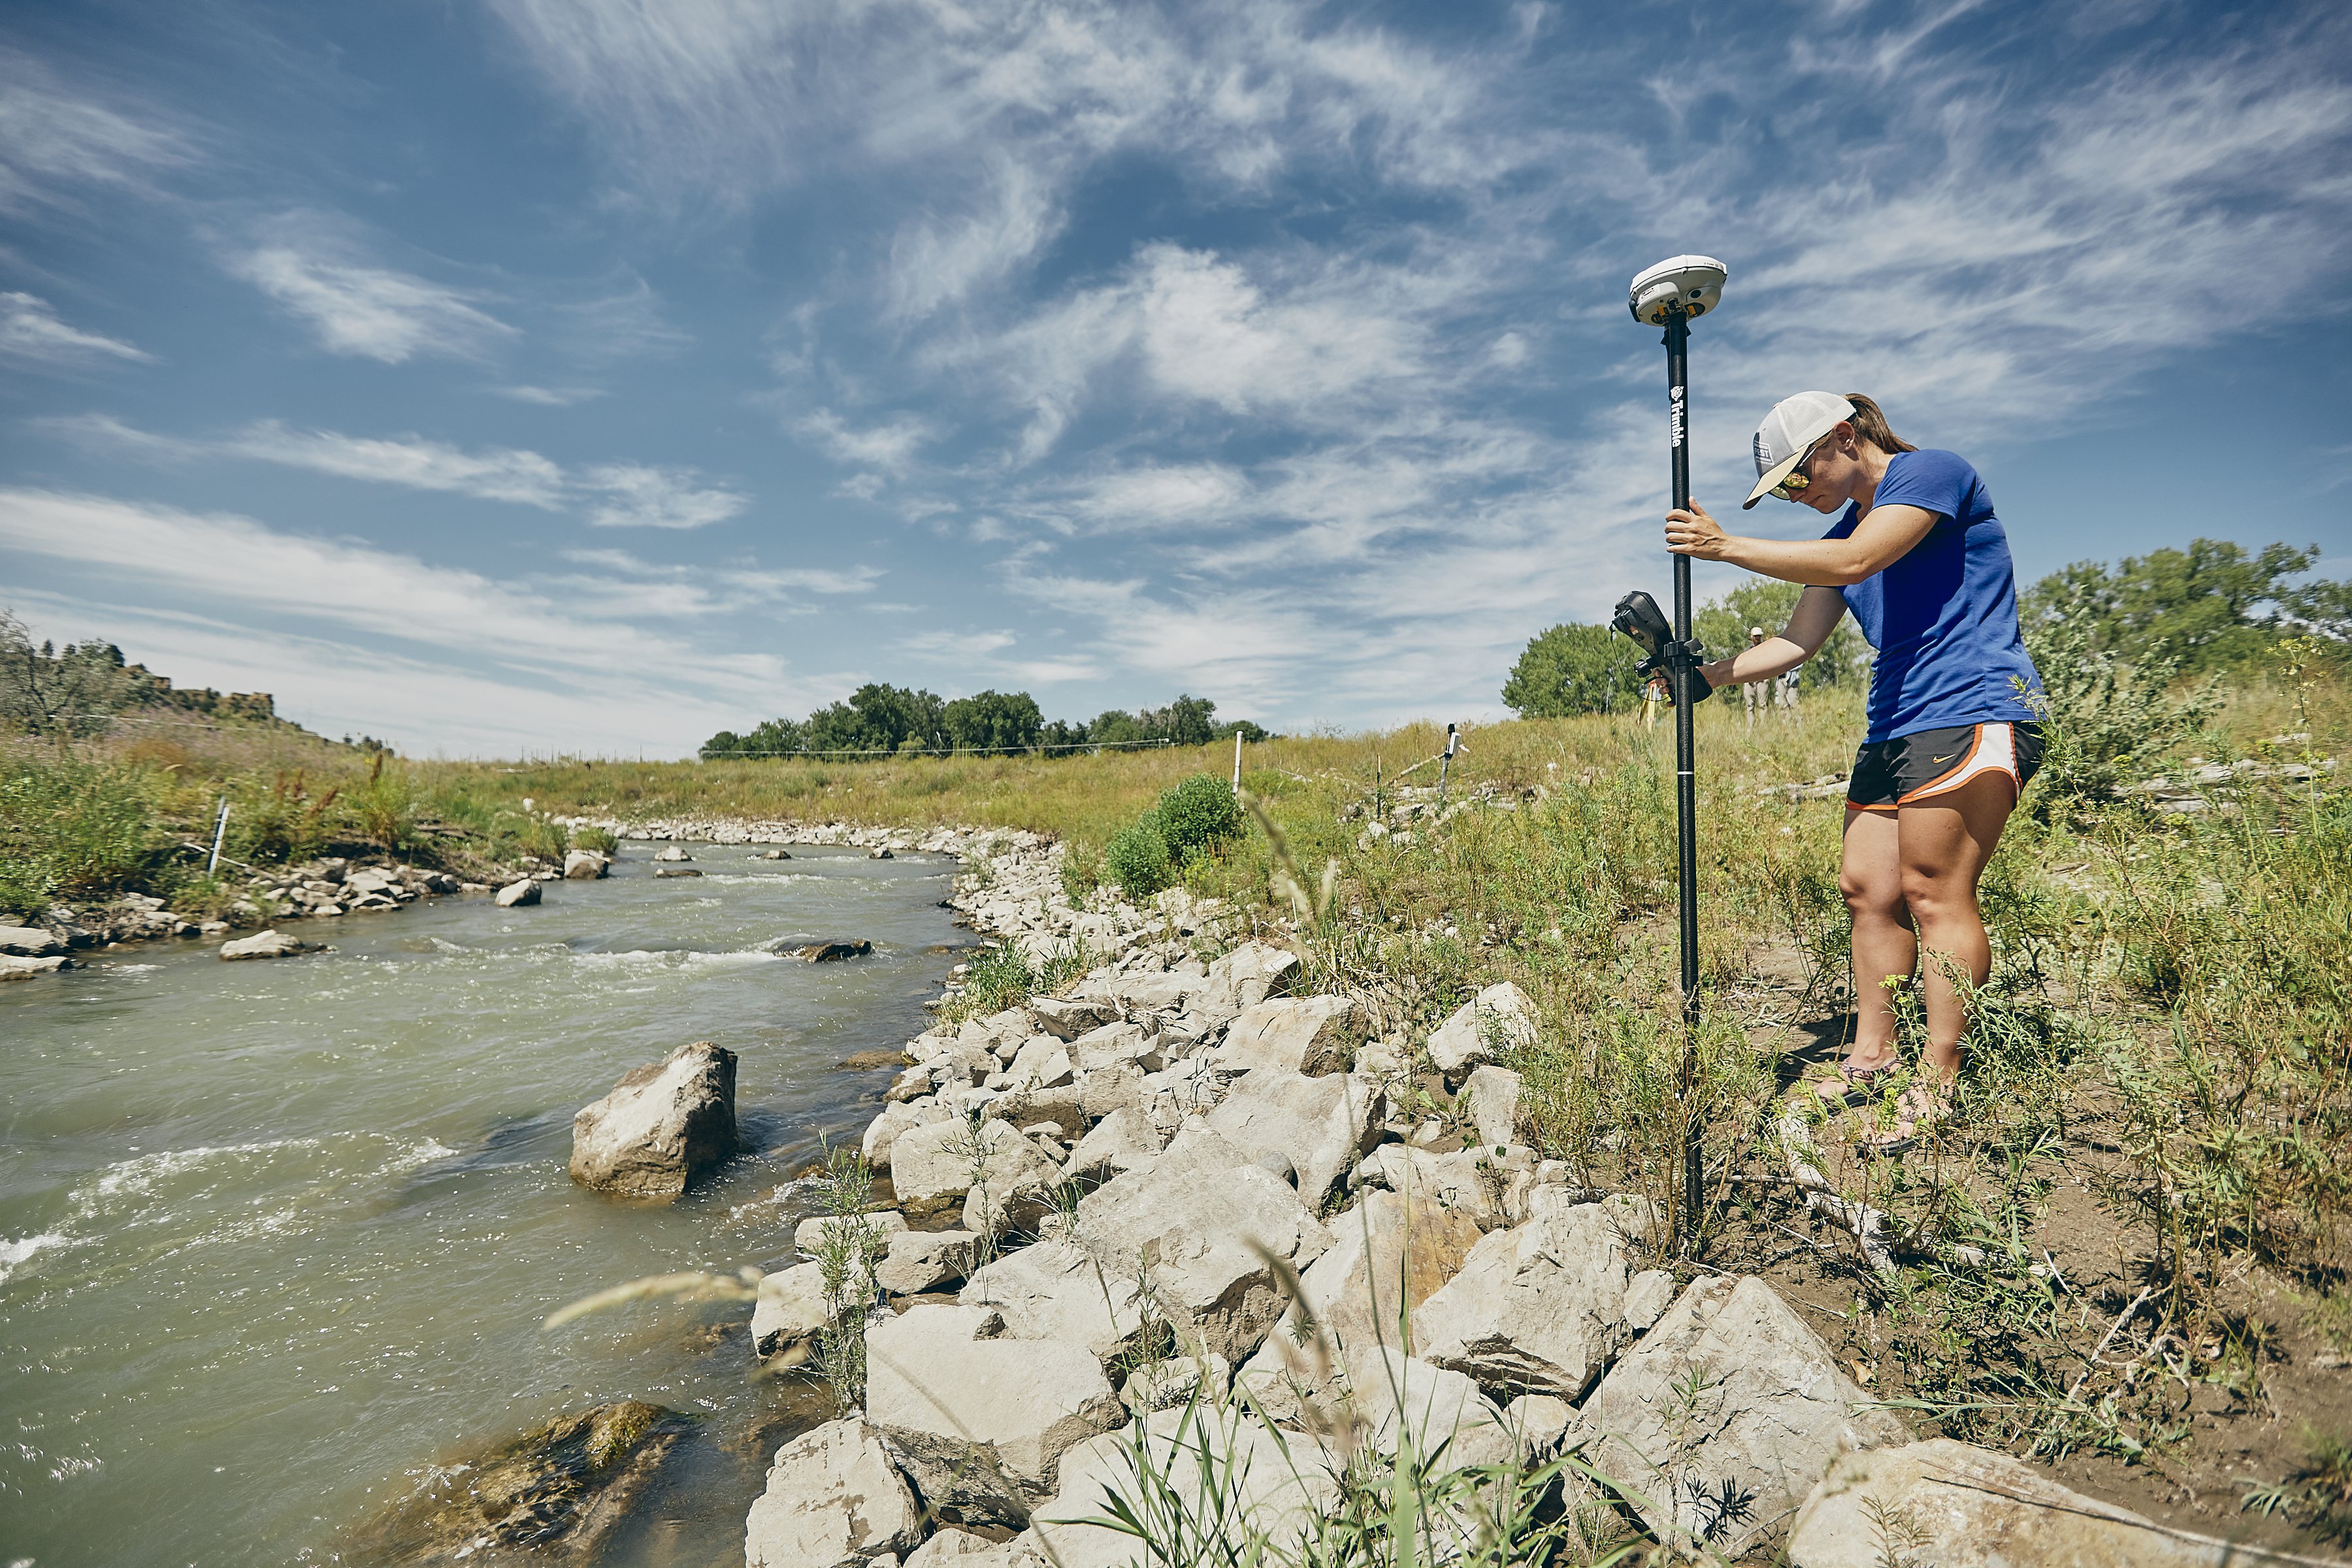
[1807,1059,1900,1110]
[1856,1084,1949,1158]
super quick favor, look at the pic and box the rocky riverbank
[725,831,2272,1567]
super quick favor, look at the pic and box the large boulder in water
[344,1399,687,1562]
[220,929,324,960]
[568,1041,743,1199]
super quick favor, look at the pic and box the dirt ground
[1718,961,2352,1563]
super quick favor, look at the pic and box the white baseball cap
[1743,391,1854,510]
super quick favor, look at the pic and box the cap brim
[1742,451,1806,510]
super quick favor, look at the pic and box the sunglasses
[1771,432,1835,500]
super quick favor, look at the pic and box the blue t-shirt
[1823,449,2042,742]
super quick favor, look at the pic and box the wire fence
[698,737,1182,760]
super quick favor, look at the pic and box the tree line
[699,685,1271,760]
[1502,537,2349,717]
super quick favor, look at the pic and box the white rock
[1068,1122,1333,1362]
[1425,982,1539,1079]
[875,1228,982,1296]
[865,1305,1124,1525]
[1028,1405,1337,1568]
[495,879,542,907]
[1202,1068,1386,1207]
[562,849,609,879]
[902,1527,1005,1568]
[1026,995,1118,1040]
[0,925,65,956]
[1410,1197,1652,1401]
[1214,995,1368,1076]
[1005,1036,1074,1090]
[1121,1352,1231,1413]
[1788,1437,2244,1568]
[750,1262,830,1360]
[1061,1106,1164,1181]
[1347,1344,1516,1469]
[888,1117,1000,1217]
[1235,1188,1488,1422]
[1584,1274,1909,1560]
[794,1209,909,1258]
[218,928,323,961]
[1458,1064,1524,1150]
[566,1040,742,1200]
[1208,940,1301,1005]
[1066,1021,1163,1074]
[0,953,69,980]
[743,1417,922,1568]
[960,1239,1149,1360]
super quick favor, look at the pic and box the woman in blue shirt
[1663,392,2043,1152]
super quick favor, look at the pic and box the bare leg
[1838,805,1910,1069]
[1895,772,2017,1083]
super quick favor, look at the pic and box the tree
[1213,718,1271,743]
[1501,622,1642,717]
[1692,578,1870,690]
[941,689,1043,754]
[1085,695,1219,747]
[2021,538,2345,676]
[0,613,140,737]
[805,683,947,754]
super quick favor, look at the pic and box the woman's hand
[1664,502,1732,561]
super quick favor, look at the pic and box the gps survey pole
[1625,254,1728,1247]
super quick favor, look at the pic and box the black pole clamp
[1611,590,1715,704]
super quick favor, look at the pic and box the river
[0,843,968,1567]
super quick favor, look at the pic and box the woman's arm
[1664,500,1940,586]
[1697,586,1847,688]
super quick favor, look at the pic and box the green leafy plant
[1105,820,1172,897]
[572,824,618,855]
[1154,773,1243,863]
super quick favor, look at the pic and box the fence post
[1232,731,1242,793]
[207,798,231,875]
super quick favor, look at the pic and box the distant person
[1663,392,2042,1152]
[1641,674,1669,730]
[1740,627,1769,725]
[1779,666,1802,713]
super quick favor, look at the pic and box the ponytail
[1842,393,1918,455]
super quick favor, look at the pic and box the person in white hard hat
[1662,391,2043,1154]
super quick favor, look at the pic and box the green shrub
[958,942,1035,1015]
[1104,821,1171,896]
[351,753,416,851]
[574,825,619,855]
[0,756,161,915]
[1153,772,1243,862]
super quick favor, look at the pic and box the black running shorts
[1847,721,2044,813]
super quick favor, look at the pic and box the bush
[574,825,619,855]
[0,755,161,915]
[1104,821,1171,896]
[1154,773,1243,862]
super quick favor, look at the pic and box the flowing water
[0,844,970,1567]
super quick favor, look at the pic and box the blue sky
[3,0,2347,758]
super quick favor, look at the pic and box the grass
[14,664,2351,1552]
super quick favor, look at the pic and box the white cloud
[0,293,153,365]
[227,223,518,364]
[41,415,747,525]
[0,50,194,216]
[578,465,751,529]
[487,384,606,406]
[229,421,567,508]
[797,408,936,473]
[0,490,860,753]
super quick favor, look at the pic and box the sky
[2,0,2349,759]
